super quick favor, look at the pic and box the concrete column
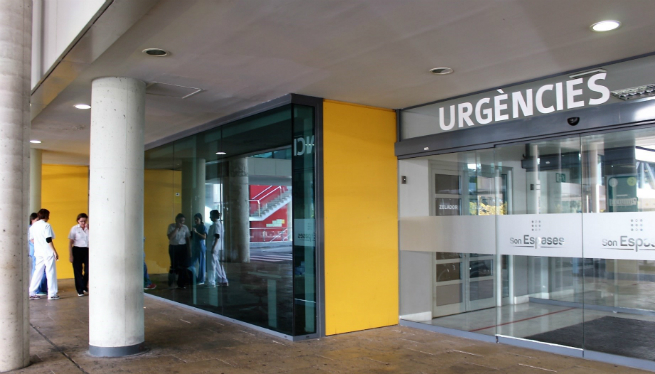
[89,77,145,357]
[226,158,249,262]
[181,158,206,224]
[30,148,42,213]
[0,0,31,371]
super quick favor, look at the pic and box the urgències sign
[401,55,655,139]
[436,73,609,131]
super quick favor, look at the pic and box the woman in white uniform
[68,213,89,296]
[207,210,228,286]
[29,209,60,300]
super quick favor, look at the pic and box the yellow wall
[40,166,181,279]
[323,100,398,335]
[41,164,89,280]
[144,169,182,274]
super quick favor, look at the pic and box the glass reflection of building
[144,101,319,338]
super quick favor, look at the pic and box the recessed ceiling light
[74,104,91,110]
[430,67,454,75]
[30,140,42,144]
[216,151,226,155]
[142,48,169,57]
[591,20,620,32]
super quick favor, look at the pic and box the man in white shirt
[28,209,60,300]
[207,210,228,286]
[167,213,191,288]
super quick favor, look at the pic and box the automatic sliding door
[494,137,584,345]
[580,128,655,360]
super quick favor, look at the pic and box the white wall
[32,0,106,88]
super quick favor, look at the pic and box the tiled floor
[12,280,650,373]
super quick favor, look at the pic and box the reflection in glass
[143,104,316,336]
[434,174,460,194]
[436,263,461,282]
[402,126,655,361]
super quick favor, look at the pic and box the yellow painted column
[323,100,398,335]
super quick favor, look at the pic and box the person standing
[191,213,207,285]
[68,213,89,297]
[207,210,228,286]
[29,209,60,300]
[167,213,191,288]
[28,212,47,296]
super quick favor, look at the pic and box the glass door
[579,127,655,360]
[431,153,497,318]
[494,137,585,345]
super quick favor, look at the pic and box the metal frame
[289,94,325,339]
[529,297,655,317]
[396,98,655,159]
[144,93,325,339]
[397,88,655,369]
[399,319,497,343]
[145,94,298,151]
[144,293,302,341]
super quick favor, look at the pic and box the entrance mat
[525,316,655,361]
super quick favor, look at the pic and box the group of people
[167,210,228,289]
[26,208,227,298]
[28,209,89,300]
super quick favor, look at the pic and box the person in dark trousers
[167,213,191,288]
[191,213,207,285]
[68,213,89,297]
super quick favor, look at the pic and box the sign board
[496,214,582,258]
[583,212,655,260]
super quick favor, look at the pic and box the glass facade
[399,125,655,361]
[143,103,317,336]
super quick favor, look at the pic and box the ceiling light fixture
[430,67,454,75]
[30,140,42,144]
[216,151,227,155]
[142,48,169,57]
[74,104,91,110]
[591,20,620,32]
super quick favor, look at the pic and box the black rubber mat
[526,316,655,361]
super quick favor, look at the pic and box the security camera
[567,117,580,126]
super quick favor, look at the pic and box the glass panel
[495,137,584,348]
[292,104,316,335]
[436,252,462,260]
[434,174,460,194]
[469,260,493,278]
[436,262,461,282]
[581,127,655,360]
[436,284,463,306]
[143,105,319,336]
[408,149,498,334]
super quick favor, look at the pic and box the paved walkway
[11,280,649,373]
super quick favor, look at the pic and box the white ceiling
[31,0,655,165]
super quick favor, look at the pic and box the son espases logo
[510,235,565,249]
[602,236,655,252]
